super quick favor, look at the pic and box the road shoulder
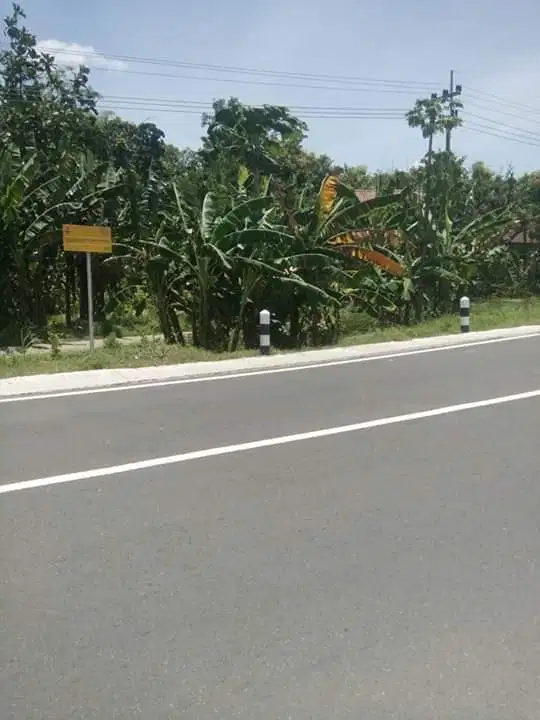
[1,325,539,398]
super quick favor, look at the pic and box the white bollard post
[460,296,470,333]
[259,309,271,355]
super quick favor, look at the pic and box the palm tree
[406,97,447,205]
[406,97,446,157]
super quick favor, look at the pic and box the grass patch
[340,297,540,346]
[45,310,161,341]
[1,297,538,379]
[0,338,258,378]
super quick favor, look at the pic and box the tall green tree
[200,97,307,195]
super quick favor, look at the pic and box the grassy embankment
[0,298,538,378]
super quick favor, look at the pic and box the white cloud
[36,39,126,71]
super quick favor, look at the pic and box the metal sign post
[62,224,112,352]
[86,252,95,352]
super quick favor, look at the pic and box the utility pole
[441,70,462,153]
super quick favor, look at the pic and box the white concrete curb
[1,325,540,398]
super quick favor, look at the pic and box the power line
[0,91,409,117]
[97,104,407,120]
[38,48,540,130]
[96,96,410,112]
[464,112,540,142]
[63,65,433,96]
[94,96,406,119]
[95,99,540,146]
[464,98,540,123]
[28,44,438,90]
[0,42,441,96]
[104,66,432,95]
[5,39,540,129]
[463,121,540,148]
[2,61,540,151]
[6,40,540,128]
[466,87,540,117]
[6,90,540,144]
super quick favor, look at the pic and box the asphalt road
[2,336,540,718]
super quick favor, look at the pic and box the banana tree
[380,201,516,323]
[133,183,289,349]
[315,174,406,268]
[0,141,120,342]
[269,173,407,342]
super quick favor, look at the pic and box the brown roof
[504,223,540,245]
[355,189,377,203]
[351,189,403,248]
[354,189,402,203]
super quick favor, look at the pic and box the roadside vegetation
[1,4,539,377]
[1,299,538,378]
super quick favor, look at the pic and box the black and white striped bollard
[259,309,271,355]
[460,296,470,333]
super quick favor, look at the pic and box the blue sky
[8,0,540,175]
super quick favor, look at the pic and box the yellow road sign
[62,224,112,254]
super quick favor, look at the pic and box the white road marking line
[2,388,539,496]
[2,332,540,404]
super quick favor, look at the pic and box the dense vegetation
[1,3,539,352]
